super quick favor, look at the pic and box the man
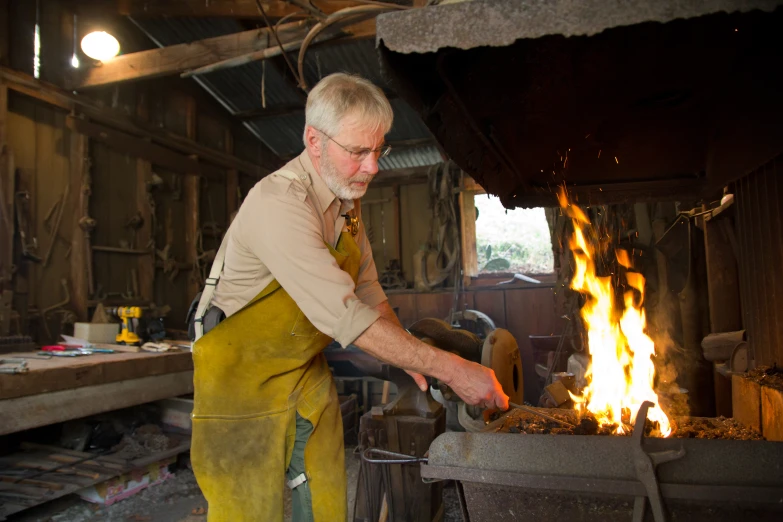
[191,73,508,522]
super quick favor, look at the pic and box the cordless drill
[107,306,143,345]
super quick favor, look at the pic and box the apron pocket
[191,409,294,522]
[290,310,327,339]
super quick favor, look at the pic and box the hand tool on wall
[106,306,143,345]
[14,191,41,262]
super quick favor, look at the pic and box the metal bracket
[631,401,686,522]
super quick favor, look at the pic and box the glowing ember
[558,187,671,437]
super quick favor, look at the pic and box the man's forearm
[374,300,403,328]
[353,316,457,384]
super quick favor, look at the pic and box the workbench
[0,350,193,436]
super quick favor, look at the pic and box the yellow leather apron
[191,229,361,521]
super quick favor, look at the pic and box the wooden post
[0,0,8,67]
[392,184,401,263]
[459,191,478,287]
[136,90,154,302]
[0,81,10,286]
[69,129,89,321]
[183,96,201,303]
[703,212,742,333]
[703,207,742,417]
[0,81,11,334]
[224,128,238,223]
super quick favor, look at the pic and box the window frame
[458,175,555,287]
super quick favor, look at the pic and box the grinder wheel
[481,328,524,405]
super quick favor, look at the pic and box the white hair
[303,73,393,144]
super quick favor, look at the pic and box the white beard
[320,148,372,200]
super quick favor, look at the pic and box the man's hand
[445,358,509,410]
[405,369,428,392]
[354,314,508,409]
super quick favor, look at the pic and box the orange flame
[559,187,671,437]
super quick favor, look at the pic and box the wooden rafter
[373,165,434,187]
[73,0,366,19]
[69,17,376,90]
[68,20,312,90]
[0,67,279,175]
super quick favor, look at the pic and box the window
[459,181,554,281]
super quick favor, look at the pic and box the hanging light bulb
[80,31,120,61]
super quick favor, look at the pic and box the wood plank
[68,21,312,90]
[761,385,783,441]
[76,0,361,19]
[415,292,453,322]
[732,373,761,433]
[504,288,561,338]
[68,127,89,321]
[0,66,278,176]
[459,191,478,284]
[504,287,563,403]
[0,350,193,400]
[65,115,224,180]
[136,92,154,302]
[0,0,8,66]
[184,96,201,304]
[392,184,401,262]
[0,371,194,436]
[0,81,11,299]
[386,293,416,328]
[473,290,506,328]
[373,166,431,187]
[225,128,238,222]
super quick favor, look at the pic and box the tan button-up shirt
[211,151,387,347]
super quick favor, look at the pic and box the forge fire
[558,187,672,437]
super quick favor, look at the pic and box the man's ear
[305,126,322,157]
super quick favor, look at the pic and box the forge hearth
[421,403,783,522]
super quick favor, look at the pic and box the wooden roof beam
[0,66,279,175]
[73,1,364,19]
[67,20,313,90]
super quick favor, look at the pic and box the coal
[491,408,763,440]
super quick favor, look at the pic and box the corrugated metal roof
[132,16,440,169]
[248,112,306,157]
[387,98,432,141]
[379,145,442,170]
[301,39,390,88]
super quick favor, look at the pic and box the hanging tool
[107,306,143,345]
[15,191,41,262]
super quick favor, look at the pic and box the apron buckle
[286,472,308,490]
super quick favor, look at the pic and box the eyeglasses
[320,130,392,162]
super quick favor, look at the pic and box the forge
[354,2,783,521]
[376,0,783,208]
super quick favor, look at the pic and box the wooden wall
[0,0,278,342]
[387,279,565,401]
[363,183,430,281]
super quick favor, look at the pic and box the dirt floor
[6,445,463,521]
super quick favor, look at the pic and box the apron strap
[192,169,302,343]
[192,220,234,342]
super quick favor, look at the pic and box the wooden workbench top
[0,350,193,401]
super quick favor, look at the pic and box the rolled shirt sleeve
[235,181,380,347]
